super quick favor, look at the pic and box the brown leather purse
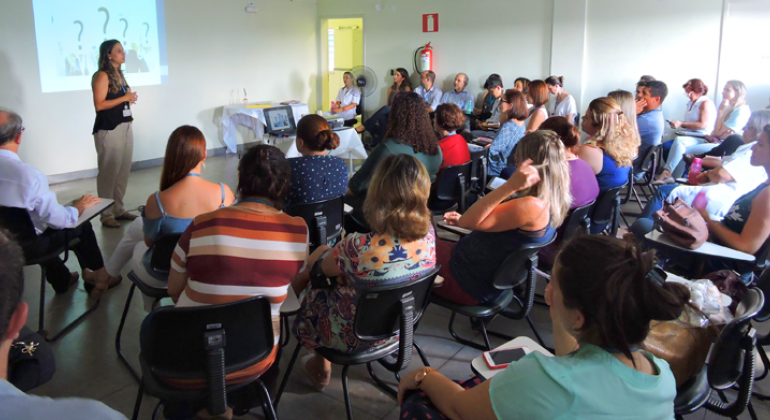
[653,198,708,249]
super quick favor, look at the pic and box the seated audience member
[0,109,119,299]
[293,154,436,390]
[103,126,235,309]
[486,89,529,177]
[165,145,308,391]
[432,131,570,306]
[632,110,770,222]
[525,80,549,132]
[399,235,686,420]
[608,89,641,141]
[666,79,717,136]
[328,71,361,122]
[434,104,471,169]
[471,74,504,135]
[632,124,770,279]
[355,67,412,146]
[513,77,530,99]
[0,230,128,420]
[346,92,442,227]
[578,98,637,192]
[656,80,751,184]
[440,73,474,112]
[545,76,577,123]
[634,80,667,173]
[414,70,443,114]
[286,115,348,208]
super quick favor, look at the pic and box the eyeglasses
[500,100,510,104]
[17,127,25,134]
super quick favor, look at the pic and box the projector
[324,115,345,129]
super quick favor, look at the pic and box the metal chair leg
[525,315,547,348]
[131,381,145,420]
[446,311,490,351]
[341,365,354,420]
[367,362,397,397]
[414,342,430,367]
[36,265,100,342]
[116,283,140,382]
[151,401,163,420]
[38,266,46,334]
[254,379,278,420]
[274,343,302,406]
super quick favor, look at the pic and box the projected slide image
[271,111,290,129]
[32,0,168,93]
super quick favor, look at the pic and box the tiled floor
[21,154,770,419]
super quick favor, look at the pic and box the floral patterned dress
[294,226,436,352]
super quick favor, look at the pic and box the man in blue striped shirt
[440,73,475,113]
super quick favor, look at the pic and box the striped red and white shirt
[169,206,308,387]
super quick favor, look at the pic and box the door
[321,17,363,113]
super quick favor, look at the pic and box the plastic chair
[590,183,628,236]
[430,236,556,350]
[343,102,363,127]
[0,207,99,342]
[533,200,595,282]
[674,288,764,420]
[624,144,661,211]
[429,161,473,215]
[469,147,490,197]
[751,267,770,401]
[286,196,344,253]
[274,266,441,420]
[116,234,181,382]
[132,296,278,420]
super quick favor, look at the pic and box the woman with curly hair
[292,154,437,391]
[346,91,442,228]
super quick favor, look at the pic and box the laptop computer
[264,106,297,136]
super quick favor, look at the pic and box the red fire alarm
[422,13,438,33]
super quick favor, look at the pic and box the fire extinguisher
[414,42,433,74]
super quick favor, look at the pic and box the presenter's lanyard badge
[122,84,132,118]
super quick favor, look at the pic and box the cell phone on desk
[483,347,528,369]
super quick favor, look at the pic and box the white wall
[317,0,554,114]
[583,0,724,121]
[0,0,318,176]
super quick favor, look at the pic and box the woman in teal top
[346,92,442,229]
[398,235,691,420]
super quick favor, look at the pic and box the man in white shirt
[0,110,118,295]
[329,71,361,121]
[0,230,128,420]
[414,70,443,114]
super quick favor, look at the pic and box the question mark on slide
[98,7,110,40]
[143,22,150,43]
[120,18,128,42]
[73,20,84,50]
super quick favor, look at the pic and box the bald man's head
[454,73,469,92]
[0,109,23,148]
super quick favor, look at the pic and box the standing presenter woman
[92,40,138,228]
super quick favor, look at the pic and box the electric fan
[350,65,377,120]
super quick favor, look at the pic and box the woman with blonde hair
[655,80,751,184]
[578,97,638,192]
[608,89,641,141]
[433,130,571,306]
[292,154,437,390]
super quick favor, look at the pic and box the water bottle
[466,100,473,115]
[688,158,703,184]
[693,191,708,211]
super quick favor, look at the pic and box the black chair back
[469,147,489,195]
[492,235,556,291]
[639,144,661,175]
[756,268,770,323]
[590,183,627,235]
[286,196,344,252]
[707,288,764,389]
[432,161,473,212]
[0,207,38,247]
[149,234,183,275]
[560,200,594,241]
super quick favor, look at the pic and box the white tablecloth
[276,128,367,173]
[221,102,310,154]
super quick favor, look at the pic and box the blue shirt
[637,108,665,146]
[414,86,443,110]
[488,120,526,176]
[440,89,475,112]
[0,379,127,420]
[489,344,676,420]
[286,155,349,209]
[0,149,78,234]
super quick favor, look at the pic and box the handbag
[653,198,708,249]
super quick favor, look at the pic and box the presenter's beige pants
[94,122,133,221]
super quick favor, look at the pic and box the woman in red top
[435,103,471,169]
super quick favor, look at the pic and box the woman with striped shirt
[165,145,308,398]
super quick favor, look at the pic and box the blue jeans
[639,184,677,219]
[363,105,390,146]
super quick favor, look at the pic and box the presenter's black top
[92,83,133,134]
